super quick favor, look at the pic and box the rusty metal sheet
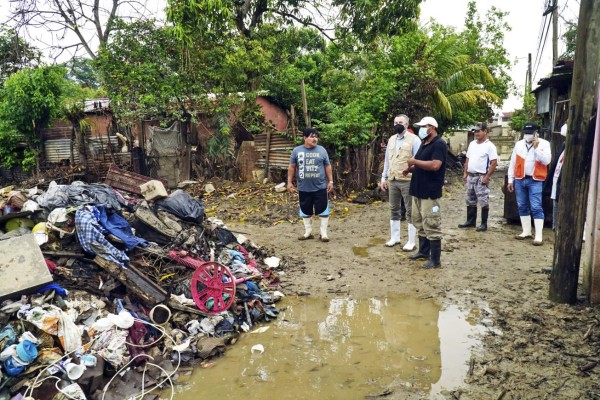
[254,134,294,170]
[0,234,53,299]
[104,164,168,195]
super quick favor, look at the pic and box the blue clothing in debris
[98,206,148,251]
[75,206,129,267]
[226,250,245,263]
[37,283,68,297]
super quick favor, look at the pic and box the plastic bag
[156,190,205,223]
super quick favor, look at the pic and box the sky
[0,0,580,112]
[420,0,580,112]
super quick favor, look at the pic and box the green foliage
[333,0,422,42]
[62,57,101,89]
[94,19,197,124]
[510,92,539,132]
[0,66,67,169]
[560,20,577,60]
[0,27,41,84]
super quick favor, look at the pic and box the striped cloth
[75,206,129,267]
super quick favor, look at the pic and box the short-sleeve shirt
[290,145,331,192]
[409,136,447,199]
[466,139,498,174]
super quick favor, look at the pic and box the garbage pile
[0,176,285,399]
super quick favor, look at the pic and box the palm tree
[425,34,500,121]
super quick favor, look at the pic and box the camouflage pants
[465,175,490,207]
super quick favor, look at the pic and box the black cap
[474,122,487,131]
[522,122,539,133]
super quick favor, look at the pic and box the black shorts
[298,189,329,217]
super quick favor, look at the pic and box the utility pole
[549,0,600,303]
[552,0,559,66]
[526,53,532,94]
[543,0,559,66]
[300,79,311,128]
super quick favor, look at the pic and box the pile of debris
[0,168,285,399]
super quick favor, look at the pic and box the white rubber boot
[385,220,401,247]
[402,223,417,251]
[533,219,544,245]
[320,216,330,242]
[298,217,313,240]
[515,215,532,239]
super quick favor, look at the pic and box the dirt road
[206,170,600,399]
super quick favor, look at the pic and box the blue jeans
[515,178,544,219]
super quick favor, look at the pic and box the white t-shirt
[466,139,498,174]
[551,149,565,200]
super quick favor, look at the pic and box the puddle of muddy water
[171,296,488,400]
[352,237,387,257]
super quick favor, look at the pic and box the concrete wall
[446,127,517,161]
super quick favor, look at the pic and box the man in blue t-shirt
[287,128,334,242]
[403,116,447,268]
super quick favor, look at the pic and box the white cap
[560,124,567,137]
[414,116,438,128]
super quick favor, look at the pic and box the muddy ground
[200,169,600,399]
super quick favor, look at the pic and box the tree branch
[270,10,336,42]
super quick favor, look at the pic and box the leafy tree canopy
[0,26,41,84]
[0,66,66,169]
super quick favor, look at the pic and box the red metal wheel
[190,262,236,314]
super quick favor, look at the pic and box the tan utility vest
[387,132,417,181]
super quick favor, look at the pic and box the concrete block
[140,180,168,201]
[0,234,53,299]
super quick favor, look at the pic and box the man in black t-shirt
[402,116,447,268]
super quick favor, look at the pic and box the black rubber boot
[458,206,477,228]
[409,236,430,260]
[476,207,489,232]
[423,240,441,268]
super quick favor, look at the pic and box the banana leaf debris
[0,177,286,399]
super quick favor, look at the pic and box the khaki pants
[412,197,442,240]
[389,179,412,223]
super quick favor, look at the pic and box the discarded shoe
[298,234,314,240]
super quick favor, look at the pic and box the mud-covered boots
[409,236,430,260]
[476,207,489,231]
[423,240,441,268]
[458,206,477,228]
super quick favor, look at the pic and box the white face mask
[418,127,428,140]
[524,134,534,142]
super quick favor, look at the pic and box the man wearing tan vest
[380,114,421,250]
[507,122,552,245]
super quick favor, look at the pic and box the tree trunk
[549,0,600,303]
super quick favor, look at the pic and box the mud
[205,170,600,399]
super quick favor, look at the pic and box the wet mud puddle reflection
[174,296,491,400]
[352,237,387,257]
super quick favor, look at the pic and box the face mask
[418,127,428,140]
[524,134,534,142]
[394,124,405,134]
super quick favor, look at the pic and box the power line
[532,13,550,80]
[533,11,553,82]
